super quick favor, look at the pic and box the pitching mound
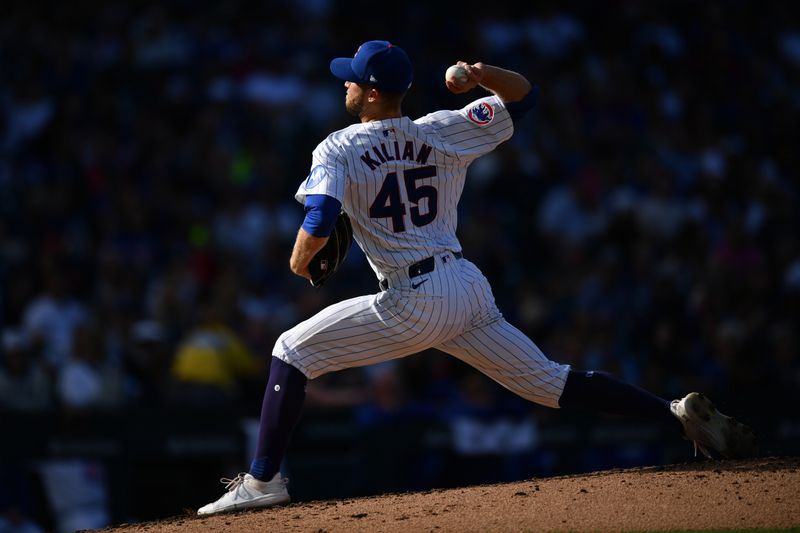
[102,457,799,532]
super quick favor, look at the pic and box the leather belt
[379,252,463,291]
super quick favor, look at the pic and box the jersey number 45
[368,165,438,233]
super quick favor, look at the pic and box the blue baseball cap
[330,40,413,93]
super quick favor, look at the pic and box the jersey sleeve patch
[304,165,327,190]
[467,102,495,125]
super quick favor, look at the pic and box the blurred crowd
[2,0,800,529]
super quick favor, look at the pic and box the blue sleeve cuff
[506,86,539,121]
[302,194,342,237]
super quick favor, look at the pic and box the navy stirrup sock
[250,357,308,481]
[558,370,684,436]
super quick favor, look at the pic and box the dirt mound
[101,457,799,532]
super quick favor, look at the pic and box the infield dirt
[99,456,799,532]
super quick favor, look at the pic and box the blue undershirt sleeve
[505,86,539,121]
[302,194,343,237]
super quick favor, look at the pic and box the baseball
[446,65,469,85]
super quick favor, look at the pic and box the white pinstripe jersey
[296,95,513,279]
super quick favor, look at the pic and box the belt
[379,252,463,291]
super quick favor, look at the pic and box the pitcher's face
[344,81,367,117]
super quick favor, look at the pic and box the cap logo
[468,102,494,125]
[369,74,378,83]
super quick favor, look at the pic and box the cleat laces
[220,473,247,492]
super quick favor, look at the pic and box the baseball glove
[308,211,353,287]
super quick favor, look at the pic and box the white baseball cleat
[197,472,290,515]
[670,392,757,459]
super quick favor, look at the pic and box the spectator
[169,298,262,405]
[0,329,51,412]
[36,459,110,533]
[22,262,89,371]
[56,321,124,411]
[122,319,172,404]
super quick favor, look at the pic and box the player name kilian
[360,140,433,170]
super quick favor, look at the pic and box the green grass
[611,529,799,533]
[660,530,798,533]
[536,529,800,533]
[620,527,800,533]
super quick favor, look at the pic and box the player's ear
[367,87,379,103]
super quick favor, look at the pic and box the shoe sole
[684,392,757,459]
[197,493,291,516]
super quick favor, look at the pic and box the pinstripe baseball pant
[273,253,570,408]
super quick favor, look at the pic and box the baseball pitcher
[198,41,756,515]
